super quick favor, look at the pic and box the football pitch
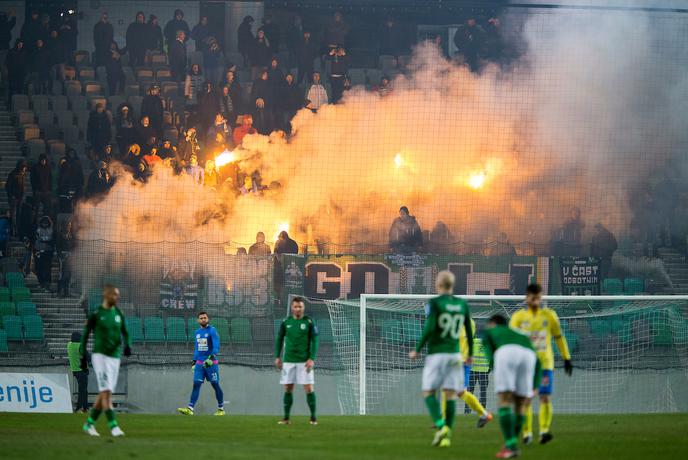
[1,413,687,459]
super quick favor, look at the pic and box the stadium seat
[150,54,167,67]
[0,287,10,302]
[0,330,8,352]
[23,315,44,341]
[31,95,50,112]
[26,139,46,160]
[16,302,37,317]
[155,68,172,82]
[188,317,199,336]
[161,82,178,98]
[0,301,16,317]
[144,317,165,342]
[10,288,31,302]
[2,315,22,340]
[135,68,155,82]
[124,83,140,97]
[61,66,76,80]
[128,96,143,112]
[12,94,30,112]
[214,318,231,343]
[20,125,40,142]
[6,272,25,289]
[64,80,82,96]
[126,317,144,343]
[624,278,644,295]
[69,95,88,112]
[48,140,66,158]
[51,95,69,111]
[61,125,81,146]
[15,109,35,126]
[78,67,96,81]
[107,95,126,111]
[166,317,187,342]
[74,50,90,66]
[602,278,623,295]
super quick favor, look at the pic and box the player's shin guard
[189,381,203,409]
[523,404,533,436]
[283,392,294,420]
[210,382,224,409]
[539,401,553,434]
[105,409,118,429]
[460,391,487,416]
[424,394,445,428]
[498,407,517,451]
[86,408,102,425]
[306,392,317,419]
[444,398,457,428]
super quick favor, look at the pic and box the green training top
[80,306,130,358]
[275,315,319,363]
[416,294,473,356]
[481,324,542,388]
[67,341,82,372]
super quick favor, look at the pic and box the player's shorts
[463,364,471,386]
[280,362,315,385]
[493,345,537,398]
[194,363,220,383]
[91,353,120,393]
[538,369,554,395]
[422,353,464,392]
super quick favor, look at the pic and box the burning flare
[467,171,487,190]
[215,150,236,168]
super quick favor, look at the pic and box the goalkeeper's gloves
[203,355,216,368]
[123,346,132,357]
[564,359,573,376]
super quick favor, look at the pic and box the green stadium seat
[2,315,22,340]
[166,317,187,342]
[652,323,673,346]
[0,287,10,302]
[230,318,251,344]
[188,317,199,336]
[144,317,165,342]
[214,318,231,343]
[0,301,15,317]
[10,287,31,302]
[22,315,44,341]
[5,272,25,289]
[602,278,623,295]
[382,319,404,344]
[624,278,644,295]
[0,330,8,352]
[126,317,144,343]
[16,302,37,317]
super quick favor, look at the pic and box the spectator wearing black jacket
[169,30,187,82]
[31,154,52,216]
[135,116,156,149]
[192,16,211,53]
[280,73,302,132]
[86,160,113,199]
[105,41,125,95]
[115,103,136,157]
[145,15,164,54]
[0,9,16,83]
[261,16,280,54]
[267,57,284,104]
[252,98,274,135]
[56,219,75,297]
[5,39,27,103]
[20,11,41,53]
[34,215,54,290]
[237,16,254,67]
[141,85,164,136]
[296,30,317,85]
[57,150,84,212]
[5,160,28,236]
[126,12,147,68]
[47,30,67,69]
[250,29,272,75]
[29,39,50,94]
[93,12,113,67]
[222,70,242,115]
[164,9,190,48]
[328,45,348,103]
[389,206,423,254]
[87,103,112,158]
[379,17,404,61]
[218,85,235,130]
[250,69,272,108]
[274,231,299,255]
[58,12,78,59]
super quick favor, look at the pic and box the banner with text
[0,373,72,413]
[556,257,602,295]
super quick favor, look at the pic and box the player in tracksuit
[177,311,225,415]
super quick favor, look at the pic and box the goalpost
[324,295,688,415]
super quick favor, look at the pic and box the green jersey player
[482,314,541,458]
[409,270,473,448]
[275,296,319,425]
[80,285,131,437]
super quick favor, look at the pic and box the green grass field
[1,413,687,459]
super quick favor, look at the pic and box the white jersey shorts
[280,362,315,385]
[91,353,121,393]
[493,344,537,397]
[422,353,464,392]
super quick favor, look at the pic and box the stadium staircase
[0,98,29,210]
[657,247,688,294]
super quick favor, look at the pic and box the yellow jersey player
[509,283,573,445]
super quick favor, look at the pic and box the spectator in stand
[296,30,317,85]
[93,12,113,67]
[58,10,78,59]
[29,39,50,94]
[268,57,285,105]
[17,196,36,273]
[0,10,17,68]
[47,30,67,72]
[31,154,52,216]
[218,84,235,129]
[286,15,303,67]
[145,15,164,55]
[484,232,517,256]
[87,103,112,159]
[126,12,148,68]
[123,143,143,171]
[207,132,227,161]
[67,331,88,411]
[115,103,136,157]
[206,113,229,145]
[34,215,54,291]
[222,70,242,113]
[249,231,272,255]
[57,149,84,212]
[143,145,162,170]
[325,11,349,49]
[389,205,423,254]
[164,9,190,48]
[185,155,204,184]
[428,221,454,253]
[169,30,188,82]
[483,17,503,62]
[233,114,256,146]
[252,98,274,135]
[453,17,485,72]
[56,219,74,298]
[141,85,164,136]
[177,127,200,166]
[379,17,403,63]
[328,45,348,103]
[204,160,218,189]
[261,16,280,53]
[159,138,176,159]
[237,15,254,67]
[192,16,211,53]
[0,209,9,257]
[105,40,125,95]
[561,206,585,255]
[591,223,618,279]
[5,39,27,103]
[250,29,272,77]
[203,37,223,85]
[251,68,272,108]
[20,11,41,53]
[280,73,302,132]
[274,231,299,255]
[374,75,393,97]
[5,160,28,236]
[135,116,156,150]
[306,71,328,111]
[184,63,204,110]
[197,80,220,134]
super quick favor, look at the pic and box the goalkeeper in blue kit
[177,312,225,415]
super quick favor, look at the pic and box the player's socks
[105,409,118,429]
[306,392,317,419]
[539,401,553,434]
[444,399,457,429]
[498,407,518,451]
[283,392,294,420]
[86,408,102,426]
[424,394,445,428]
[523,404,533,439]
[461,391,487,416]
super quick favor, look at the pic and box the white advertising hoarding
[0,373,73,413]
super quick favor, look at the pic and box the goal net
[324,295,688,415]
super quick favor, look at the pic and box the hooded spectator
[5,160,28,236]
[250,29,272,72]
[237,16,254,67]
[34,215,54,290]
[87,103,112,157]
[184,63,204,109]
[268,57,285,101]
[251,68,272,108]
[232,115,256,146]
[274,231,299,255]
[192,16,211,53]
[169,30,188,82]
[20,11,42,53]
[126,12,148,67]
[296,30,317,84]
[306,72,328,110]
[58,150,84,212]
[115,103,136,157]
[158,138,176,159]
[0,9,17,52]
[249,231,272,256]
[389,206,422,254]
[141,86,164,136]
[252,98,274,135]
[5,39,27,102]
[145,15,164,54]
[31,154,52,215]
[164,9,190,47]
[105,40,125,95]
[93,12,113,66]
[591,223,618,279]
